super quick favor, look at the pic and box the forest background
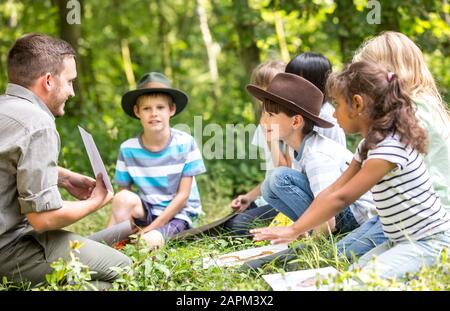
[0,0,449,232]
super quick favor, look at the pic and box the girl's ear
[352,94,366,115]
[133,104,141,119]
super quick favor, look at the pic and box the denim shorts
[134,199,189,239]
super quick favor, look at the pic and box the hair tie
[387,72,396,82]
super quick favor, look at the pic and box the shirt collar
[5,83,55,120]
[295,131,315,161]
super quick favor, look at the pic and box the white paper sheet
[262,266,339,291]
[203,243,289,269]
[78,126,113,192]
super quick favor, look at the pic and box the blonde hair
[250,60,286,89]
[353,31,450,123]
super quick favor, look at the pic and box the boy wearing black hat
[246,73,375,238]
[108,72,206,249]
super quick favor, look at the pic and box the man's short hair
[7,33,76,88]
[136,93,175,109]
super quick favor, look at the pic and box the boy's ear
[352,94,365,115]
[292,114,304,130]
[169,104,176,117]
[133,104,141,119]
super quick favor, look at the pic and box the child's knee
[269,167,292,188]
[113,190,141,209]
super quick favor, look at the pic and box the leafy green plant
[37,240,98,291]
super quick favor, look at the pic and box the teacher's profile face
[47,56,77,117]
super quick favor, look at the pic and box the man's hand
[230,194,251,213]
[59,168,96,200]
[88,173,113,207]
[250,225,305,244]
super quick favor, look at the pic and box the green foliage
[110,236,269,290]
[1,0,450,291]
[36,240,98,291]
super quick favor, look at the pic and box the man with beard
[0,33,131,289]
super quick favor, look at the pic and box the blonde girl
[353,31,450,209]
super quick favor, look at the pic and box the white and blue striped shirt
[115,128,206,225]
[355,134,450,242]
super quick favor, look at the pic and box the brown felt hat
[121,72,188,119]
[246,73,333,128]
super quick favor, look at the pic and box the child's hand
[250,225,303,244]
[231,195,251,213]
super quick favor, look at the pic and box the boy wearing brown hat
[107,72,206,249]
[246,73,375,236]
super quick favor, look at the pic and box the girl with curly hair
[252,61,450,280]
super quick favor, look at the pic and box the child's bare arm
[252,159,395,244]
[267,140,289,167]
[284,145,292,168]
[141,176,193,233]
[231,183,262,212]
[292,159,395,233]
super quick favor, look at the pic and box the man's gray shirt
[0,83,63,250]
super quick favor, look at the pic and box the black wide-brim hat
[121,72,188,119]
[246,73,334,128]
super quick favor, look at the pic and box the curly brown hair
[327,61,428,160]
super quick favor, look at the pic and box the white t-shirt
[354,134,450,242]
[292,132,376,225]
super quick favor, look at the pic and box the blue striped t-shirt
[115,128,206,225]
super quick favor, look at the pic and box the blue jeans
[223,203,278,235]
[353,230,450,280]
[336,215,387,260]
[261,167,359,234]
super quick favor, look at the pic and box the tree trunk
[156,0,173,79]
[197,0,221,98]
[334,1,360,63]
[121,39,136,89]
[231,0,261,118]
[55,0,84,117]
[274,11,290,63]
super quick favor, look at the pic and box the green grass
[2,191,450,291]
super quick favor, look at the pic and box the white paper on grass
[203,243,289,269]
[262,266,339,291]
[78,126,114,192]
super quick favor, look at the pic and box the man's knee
[80,240,132,282]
